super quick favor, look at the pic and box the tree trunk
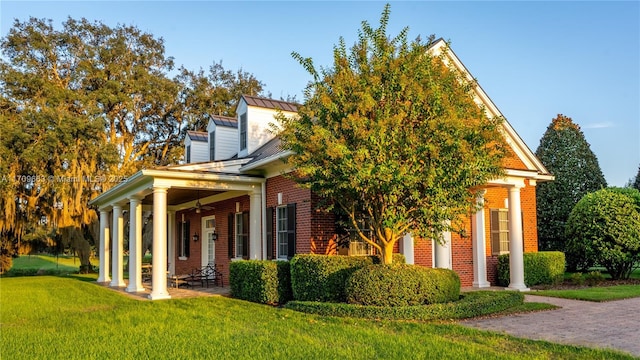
[382,242,394,264]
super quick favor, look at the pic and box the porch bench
[186,265,223,288]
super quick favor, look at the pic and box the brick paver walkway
[462,294,640,357]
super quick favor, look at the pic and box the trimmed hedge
[285,291,524,321]
[497,251,565,287]
[346,264,460,306]
[1,268,71,277]
[371,253,406,264]
[290,254,376,302]
[229,260,292,305]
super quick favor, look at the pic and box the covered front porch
[90,168,266,300]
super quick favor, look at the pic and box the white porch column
[472,191,490,288]
[249,190,262,260]
[507,185,529,291]
[167,210,176,276]
[110,205,125,287]
[97,210,111,283]
[434,231,452,269]
[126,197,145,292]
[400,233,415,265]
[149,187,171,300]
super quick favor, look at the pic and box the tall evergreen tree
[535,114,607,255]
[632,164,640,191]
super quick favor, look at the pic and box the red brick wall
[266,175,312,258]
[173,195,250,283]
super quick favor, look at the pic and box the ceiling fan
[190,190,214,214]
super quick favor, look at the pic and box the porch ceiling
[141,189,223,206]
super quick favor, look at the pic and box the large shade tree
[535,114,607,255]
[277,5,508,264]
[0,17,267,270]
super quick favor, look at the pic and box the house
[89,39,553,300]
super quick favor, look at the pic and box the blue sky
[2,1,639,186]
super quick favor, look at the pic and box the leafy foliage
[290,254,374,302]
[285,291,523,321]
[0,17,267,264]
[229,260,292,305]
[497,251,565,287]
[535,114,607,253]
[565,189,640,279]
[277,4,507,264]
[346,264,460,306]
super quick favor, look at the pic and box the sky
[1,1,639,186]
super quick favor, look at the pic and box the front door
[201,216,216,266]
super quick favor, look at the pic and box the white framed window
[240,113,247,150]
[490,209,509,255]
[235,212,248,258]
[202,216,216,266]
[179,219,190,258]
[277,206,288,259]
[490,209,525,255]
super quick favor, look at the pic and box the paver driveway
[462,294,640,357]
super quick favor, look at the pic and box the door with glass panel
[202,216,216,266]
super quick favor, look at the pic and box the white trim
[276,205,288,260]
[201,215,216,267]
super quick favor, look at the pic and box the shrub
[285,291,523,321]
[229,260,292,305]
[565,189,640,279]
[290,254,374,302]
[371,253,406,264]
[585,271,605,286]
[568,272,584,286]
[497,251,565,287]
[346,264,460,306]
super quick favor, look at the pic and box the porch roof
[89,168,265,211]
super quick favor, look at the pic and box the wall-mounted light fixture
[193,231,199,242]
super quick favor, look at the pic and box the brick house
[90,39,553,300]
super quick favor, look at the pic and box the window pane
[277,207,287,258]
[235,213,243,257]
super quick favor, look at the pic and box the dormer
[236,95,298,158]
[206,115,238,161]
[184,131,209,163]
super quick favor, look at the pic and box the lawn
[0,276,633,360]
[10,254,99,273]
[534,285,640,302]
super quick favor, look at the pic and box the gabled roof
[428,39,552,178]
[242,94,298,112]
[208,114,238,128]
[186,131,208,142]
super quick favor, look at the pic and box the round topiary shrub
[345,264,460,307]
[565,189,640,279]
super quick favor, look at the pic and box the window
[240,113,247,150]
[490,209,509,255]
[178,220,190,258]
[268,204,296,260]
[338,215,375,256]
[490,209,525,255]
[235,212,249,258]
[186,145,191,163]
[204,217,216,265]
[277,206,288,258]
[209,131,215,161]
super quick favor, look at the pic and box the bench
[185,265,223,288]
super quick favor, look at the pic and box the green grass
[0,276,633,360]
[534,285,640,302]
[9,254,98,273]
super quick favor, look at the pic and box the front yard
[0,276,634,359]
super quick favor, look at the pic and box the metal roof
[242,94,298,112]
[187,131,208,142]
[209,114,238,128]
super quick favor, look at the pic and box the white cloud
[583,122,615,129]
